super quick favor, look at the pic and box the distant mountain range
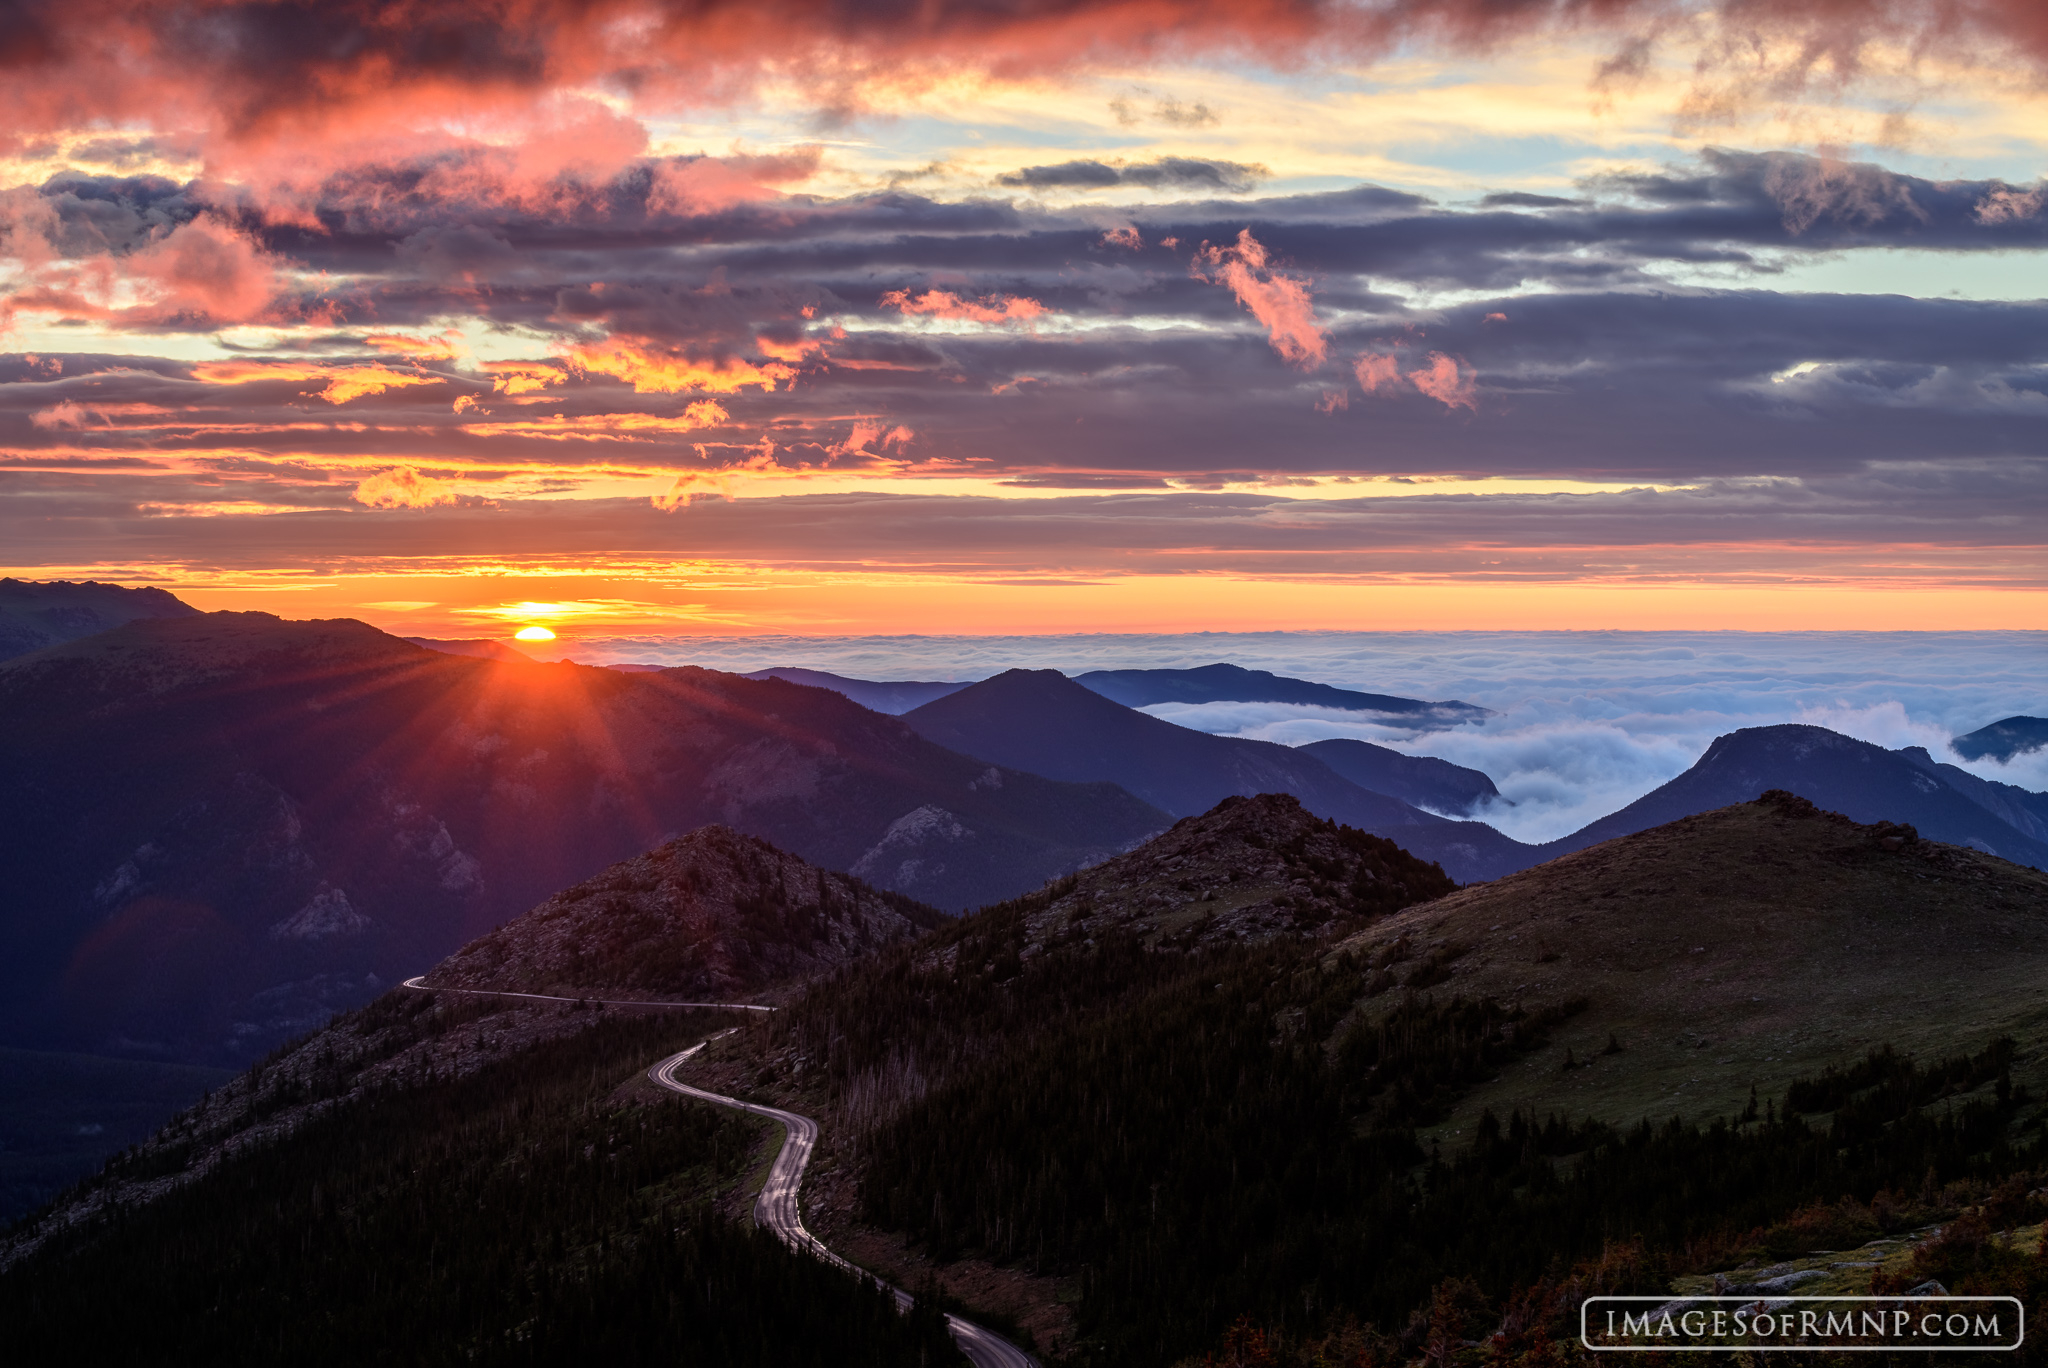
[1953,715,2048,762]
[1543,724,2048,869]
[404,636,535,663]
[0,578,198,661]
[743,666,970,714]
[1297,737,1504,816]
[1075,662,1489,723]
[0,613,1164,1064]
[901,668,1536,883]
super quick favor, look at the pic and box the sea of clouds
[561,631,2047,843]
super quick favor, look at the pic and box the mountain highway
[653,1040,1038,1368]
[402,978,1033,1365]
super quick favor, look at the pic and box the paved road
[653,1041,1038,1368]
[399,976,775,1011]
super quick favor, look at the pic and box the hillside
[902,669,1534,882]
[1543,724,2048,867]
[1341,790,2048,1140]
[425,826,947,1002]
[671,791,2048,1365]
[404,636,535,663]
[0,614,1167,1068]
[0,577,198,661]
[1073,663,1487,723]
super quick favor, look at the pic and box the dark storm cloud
[998,157,1269,192]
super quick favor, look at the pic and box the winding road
[652,1041,1038,1368]
[402,977,1034,1367]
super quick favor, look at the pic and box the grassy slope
[1337,794,2048,1145]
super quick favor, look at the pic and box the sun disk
[514,625,557,641]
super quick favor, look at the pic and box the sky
[3,0,2047,638]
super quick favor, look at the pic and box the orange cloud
[649,147,824,215]
[567,339,795,394]
[483,361,569,395]
[354,466,462,508]
[1192,229,1326,369]
[190,360,439,404]
[880,289,1049,326]
[1102,226,1143,250]
[460,402,731,440]
[365,331,467,361]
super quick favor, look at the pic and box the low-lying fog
[559,632,2047,844]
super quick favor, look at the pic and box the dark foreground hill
[0,577,198,660]
[424,826,946,1003]
[687,794,2048,1364]
[0,995,962,1367]
[1544,724,2048,867]
[0,614,1165,1066]
[902,669,1534,882]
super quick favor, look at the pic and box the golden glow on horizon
[12,560,2035,636]
[514,625,558,641]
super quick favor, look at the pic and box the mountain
[901,668,1535,882]
[1896,745,2048,843]
[423,825,947,1003]
[1296,737,1503,816]
[0,577,198,661]
[1543,724,2048,867]
[1954,715,2048,762]
[403,636,535,663]
[744,666,971,714]
[1073,663,1487,723]
[1341,789,2048,1139]
[0,613,1166,1066]
[695,792,2048,1364]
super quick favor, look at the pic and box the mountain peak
[0,576,201,662]
[965,791,1457,961]
[423,824,949,1002]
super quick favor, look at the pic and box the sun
[514,625,557,641]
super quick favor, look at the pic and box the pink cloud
[1317,389,1349,413]
[1102,226,1143,250]
[1352,352,1402,393]
[880,288,1049,326]
[1192,229,1326,369]
[1409,352,1477,410]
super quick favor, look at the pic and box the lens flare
[514,625,557,641]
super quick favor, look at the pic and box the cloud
[190,360,439,404]
[1191,228,1326,369]
[880,288,1049,326]
[354,466,461,508]
[565,340,796,394]
[998,157,1267,192]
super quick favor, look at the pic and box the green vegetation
[0,1003,962,1366]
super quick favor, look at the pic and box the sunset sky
[3,0,2046,640]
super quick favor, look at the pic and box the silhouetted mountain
[1297,738,1503,816]
[425,825,947,1002]
[1896,746,2048,843]
[0,614,1166,1065]
[901,669,1535,882]
[403,636,534,663]
[1074,663,1487,723]
[744,666,971,714]
[1954,715,2048,762]
[0,578,198,661]
[1544,724,2048,868]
